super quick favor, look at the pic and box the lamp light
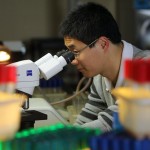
[0,45,11,63]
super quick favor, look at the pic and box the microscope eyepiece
[62,51,75,63]
[56,49,68,57]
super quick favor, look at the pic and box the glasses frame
[71,38,98,58]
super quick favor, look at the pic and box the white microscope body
[10,50,74,109]
[9,50,74,127]
[10,50,74,97]
[11,60,40,95]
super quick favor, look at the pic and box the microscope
[9,50,74,130]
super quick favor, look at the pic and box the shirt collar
[104,40,133,91]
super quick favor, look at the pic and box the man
[60,2,150,131]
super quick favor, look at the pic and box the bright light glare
[0,51,11,61]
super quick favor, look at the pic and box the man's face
[64,36,106,78]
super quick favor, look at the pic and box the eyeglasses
[71,39,98,58]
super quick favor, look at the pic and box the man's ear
[98,36,109,50]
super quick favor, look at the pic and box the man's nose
[71,59,78,65]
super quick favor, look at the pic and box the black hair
[60,2,121,45]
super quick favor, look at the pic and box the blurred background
[0,0,149,94]
[0,0,137,44]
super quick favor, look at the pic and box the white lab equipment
[27,98,69,128]
[9,50,74,109]
[8,50,74,129]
